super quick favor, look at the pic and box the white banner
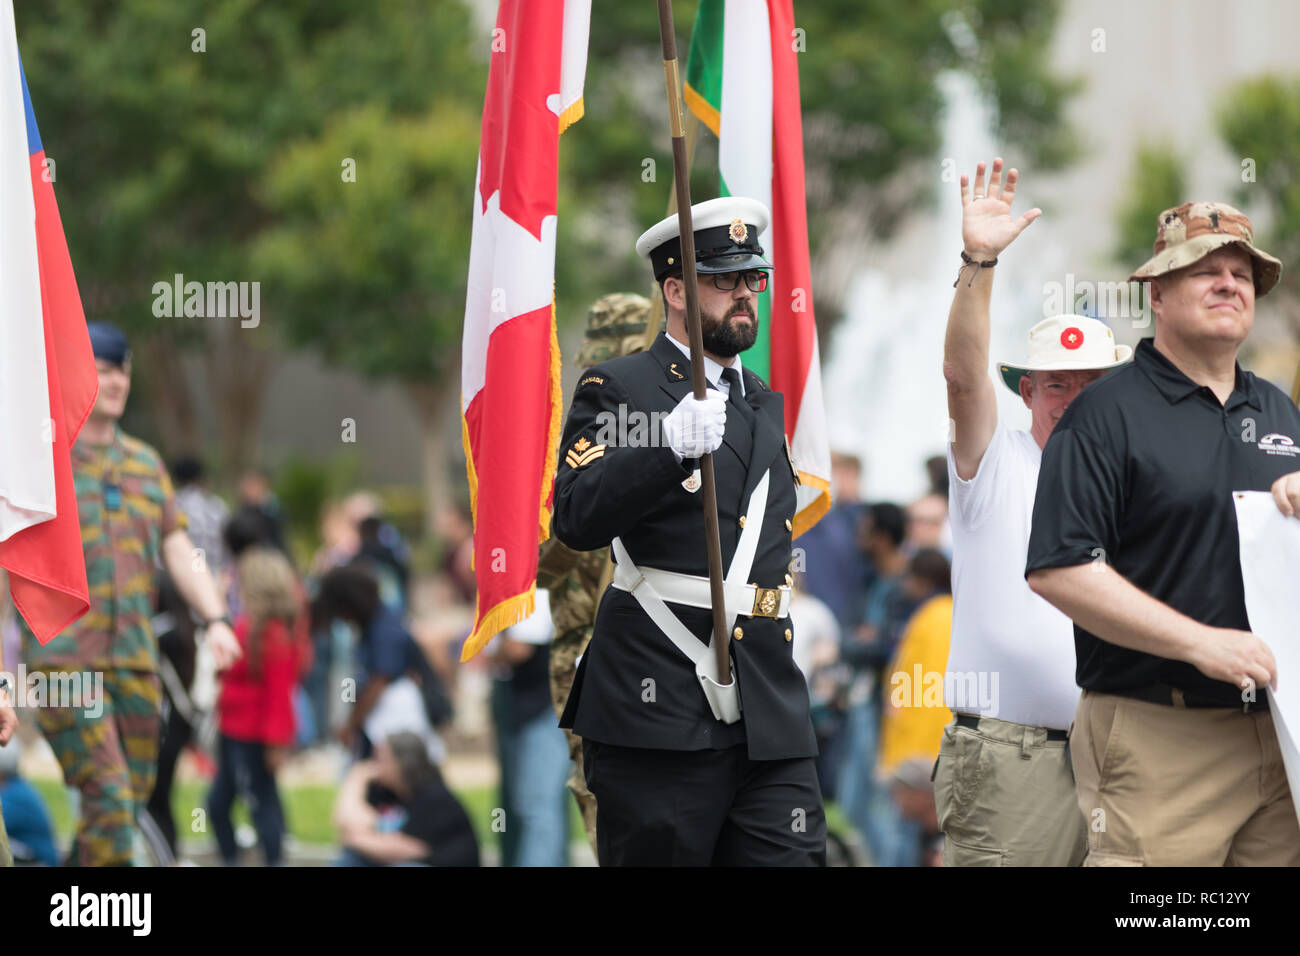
[1234,490,1300,829]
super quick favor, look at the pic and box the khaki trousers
[1071,690,1300,866]
[934,714,1087,866]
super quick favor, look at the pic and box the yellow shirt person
[879,593,954,777]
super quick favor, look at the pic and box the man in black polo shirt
[1026,201,1300,866]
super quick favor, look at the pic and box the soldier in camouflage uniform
[18,323,240,866]
[539,293,653,853]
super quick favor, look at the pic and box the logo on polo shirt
[1258,433,1299,457]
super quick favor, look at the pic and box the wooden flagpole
[655,0,732,685]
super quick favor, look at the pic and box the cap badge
[728,218,748,244]
[1061,327,1084,350]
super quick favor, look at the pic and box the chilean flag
[460,0,589,661]
[0,0,99,644]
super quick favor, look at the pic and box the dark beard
[701,302,759,358]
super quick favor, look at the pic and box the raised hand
[960,157,1042,260]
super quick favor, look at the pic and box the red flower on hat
[1061,327,1084,350]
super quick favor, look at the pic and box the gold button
[738,515,746,528]
[733,626,744,640]
[784,518,792,531]
[784,629,793,642]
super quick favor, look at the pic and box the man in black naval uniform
[552,196,826,866]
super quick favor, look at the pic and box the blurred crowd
[0,450,560,866]
[2,445,954,868]
[792,451,955,867]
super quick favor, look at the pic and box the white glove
[662,392,727,461]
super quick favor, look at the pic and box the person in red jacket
[208,546,305,865]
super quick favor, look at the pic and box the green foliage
[274,451,363,556]
[577,0,1082,331]
[18,0,485,393]
[1217,75,1300,304]
[17,0,1082,457]
[1113,142,1187,268]
[968,0,1084,172]
[253,100,481,382]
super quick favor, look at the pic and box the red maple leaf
[477,0,563,241]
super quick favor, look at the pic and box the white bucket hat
[996,315,1132,395]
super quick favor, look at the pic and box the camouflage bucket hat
[576,292,652,368]
[1129,201,1282,297]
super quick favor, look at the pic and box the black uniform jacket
[552,333,818,761]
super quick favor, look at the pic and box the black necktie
[721,367,756,429]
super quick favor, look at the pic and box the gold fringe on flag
[792,474,832,540]
[459,296,564,663]
[461,588,536,662]
[557,97,585,135]
[538,297,563,542]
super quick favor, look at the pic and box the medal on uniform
[682,468,701,493]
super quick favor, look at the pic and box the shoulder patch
[579,375,606,387]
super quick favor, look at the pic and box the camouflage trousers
[0,799,11,867]
[34,668,162,866]
[549,626,597,854]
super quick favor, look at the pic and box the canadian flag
[460,0,589,660]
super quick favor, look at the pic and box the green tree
[1217,75,1300,344]
[1113,141,1187,269]
[18,0,483,479]
[19,0,1081,516]
[253,100,483,528]
[572,0,1083,339]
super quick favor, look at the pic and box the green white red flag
[685,0,830,535]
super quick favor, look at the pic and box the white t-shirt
[945,420,1078,730]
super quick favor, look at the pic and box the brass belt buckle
[751,587,781,618]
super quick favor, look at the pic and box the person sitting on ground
[333,731,479,867]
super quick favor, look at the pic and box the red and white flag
[0,0,98,643]
[460,0,589,660]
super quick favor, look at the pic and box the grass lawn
[30,777,853,861]
[29,777,582,853]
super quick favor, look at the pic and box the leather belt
[1112,683,1268,713]
[955,712,1068,741]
